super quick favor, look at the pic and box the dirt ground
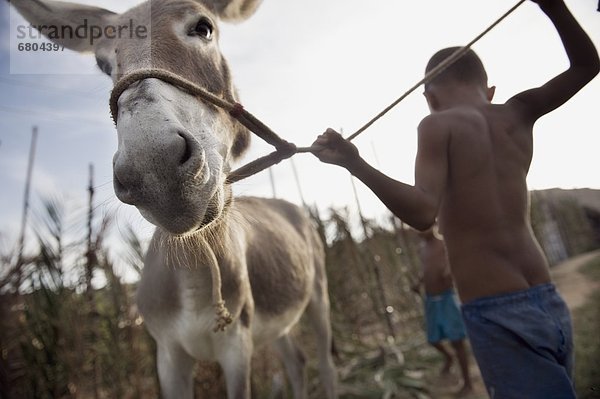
[426,250,600,399]
[551,250,600,309]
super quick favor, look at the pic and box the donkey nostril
[175,130,205,178]
[178,132,193,165]
[112,170,137,204]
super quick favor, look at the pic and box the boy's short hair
[425,47,488,89]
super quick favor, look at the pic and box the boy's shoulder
[419,107,489,135]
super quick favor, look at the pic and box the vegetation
[0,197,156,399]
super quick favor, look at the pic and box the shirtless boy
[413,226,473,396]
[312,0,599,397]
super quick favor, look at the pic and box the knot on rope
[213,300,233,332]
[275,141,297,159]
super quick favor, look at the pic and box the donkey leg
[156,343,196,399]
[306,279,338,399]
[274,334,307,399]
[216,329,253,399]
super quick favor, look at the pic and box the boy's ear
[9,0,117,52]
[423,90,439,111]
[487,85,496,102]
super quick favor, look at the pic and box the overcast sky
[1,0,599,270]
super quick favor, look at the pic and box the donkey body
[139,197,336,398]
[9,0,337,398]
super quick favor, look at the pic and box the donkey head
[11,0,261,234]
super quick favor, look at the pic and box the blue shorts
[425,289,467,343]
[461,283,575,399]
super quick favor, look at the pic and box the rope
[227,145,314,183]
[346,0,526,141]
[206,248,233,332]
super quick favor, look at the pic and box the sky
[1,0,599,277]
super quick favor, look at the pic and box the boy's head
[423,47,495,111]
[425,47,488,88]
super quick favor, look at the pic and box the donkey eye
[190,18,213,40]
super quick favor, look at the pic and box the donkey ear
[9,0,116,52]
[207,0,263,22]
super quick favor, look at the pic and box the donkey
[9,0,338,397]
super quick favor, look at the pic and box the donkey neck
[145,207,248,316]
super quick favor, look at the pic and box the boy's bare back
[423,102,551,302]
[415,0,599,302]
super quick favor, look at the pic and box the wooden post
[85,163,99,399]
[15,126,38,292]
[350,175,397,340]
[290,158,306,207]
[86,163,96,293]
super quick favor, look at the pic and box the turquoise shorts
[461,283,575,399]
[425,289,467,343]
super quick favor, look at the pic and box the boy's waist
[461,283,558,309]
[450,254,552,303]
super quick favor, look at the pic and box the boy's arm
[312,119,449,231]
[507,0,600,122]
